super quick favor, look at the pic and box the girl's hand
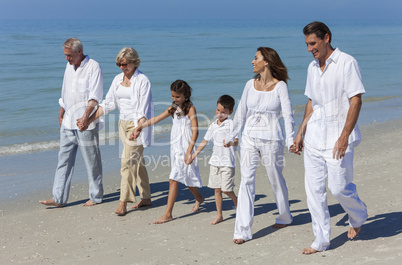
[184,151,193,165]
[129,127,142,141]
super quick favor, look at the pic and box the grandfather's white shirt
[304,48,365,150]
[204,118,237,168]
[99,69,154,147]
[59,55,103,130]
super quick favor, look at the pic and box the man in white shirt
[40,38,104,207]
[291,21,367,254]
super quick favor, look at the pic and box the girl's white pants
[304,145,367,251]
[233,136,293,241]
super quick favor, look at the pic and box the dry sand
[0,119,401,265]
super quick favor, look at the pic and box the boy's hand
[223,139,233,148]
[185,151,193,165]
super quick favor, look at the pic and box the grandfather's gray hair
[63,38,83,53]
[116,47,141,68]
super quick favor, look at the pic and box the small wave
[0,140,60,156]
[0,124,175,156]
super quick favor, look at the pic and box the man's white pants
[234,136,293,241]
[304,145,367,251]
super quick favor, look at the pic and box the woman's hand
[223,140,233,148]
[129,127,142,141]
[291,134,304,155]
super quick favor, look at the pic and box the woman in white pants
[226,47,295,244]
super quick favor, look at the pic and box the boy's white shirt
[204,117,238,168]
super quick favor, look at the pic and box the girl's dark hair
[254,47,289,84]
[168,80,193,117]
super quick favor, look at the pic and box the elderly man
[40,38,103,207]
[291,21,368,254]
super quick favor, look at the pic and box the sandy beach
[0,119,401,265]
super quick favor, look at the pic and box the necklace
[122,78,131,86]
[258,79,277,91]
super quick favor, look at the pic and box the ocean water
[1,19,402,156]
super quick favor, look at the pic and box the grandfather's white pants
[304,145,367,251]
[234,136,293,241]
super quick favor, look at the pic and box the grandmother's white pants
[304,145,367,251]
[234,136,293,241]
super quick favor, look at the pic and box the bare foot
[348,226,361,239]
[210,216,223,225]
[115,202,127,216]
[302,247,318,255]
[39,199,62,207]
[233,239,245,244]
[130,198,152,209]
[153,215,173,224]
[273,223,287,229]
[83,199,98,206]
[191,197,205,212]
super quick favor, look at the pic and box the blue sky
[1,0,401,20]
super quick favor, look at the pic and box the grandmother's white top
[99,69,154,147]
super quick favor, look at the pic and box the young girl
[130,80,204,224]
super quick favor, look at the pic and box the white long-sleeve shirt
[229,79,295,149]
[59,55,103,130]
[99,69,154,147]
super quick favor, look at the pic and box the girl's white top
[229,79,295,149]
[169,110,202,188]
[99,69,154,147]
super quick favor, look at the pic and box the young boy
[192,95,238,225]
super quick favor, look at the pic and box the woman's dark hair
[303,21,332,43]
[254,47,289,84]
[168,80,193,117]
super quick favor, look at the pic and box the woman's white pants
[233,136,293,241]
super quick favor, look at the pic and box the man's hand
[58,107,65,127]
[291,134,304,155]
[333,135,348,160]
[76,117,89,131]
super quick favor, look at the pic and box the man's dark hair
[217,95,235,111]
[303,21,332,43]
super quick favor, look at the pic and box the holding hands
[129,126,142,141]
[76,116,89,131]
[290,134,304,155]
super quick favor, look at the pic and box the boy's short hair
[217,95,235,111]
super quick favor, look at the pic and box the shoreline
[0,118,401,264]
[1,94,401,157]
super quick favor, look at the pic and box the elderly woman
[84,47,154,216]
[226,47,295,244]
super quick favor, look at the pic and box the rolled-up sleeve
[100,76,118,115]
[88,64,103,103]
[136,77,152,121]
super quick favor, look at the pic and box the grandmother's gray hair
[116,47,141,68]
[63,38,83,53]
